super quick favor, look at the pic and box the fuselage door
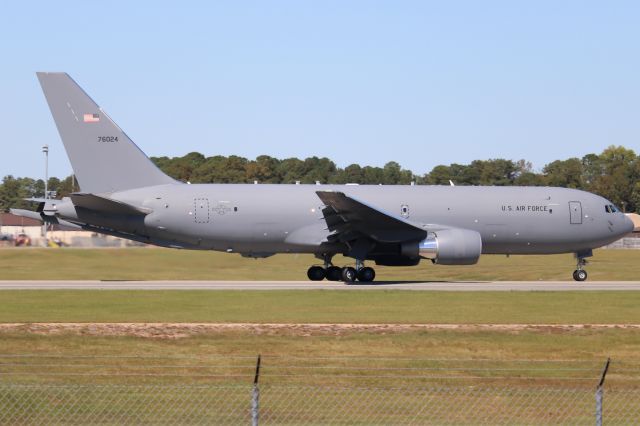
[569,201,582,224]
[194,198,210,224]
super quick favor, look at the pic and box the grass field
[0,287,639,387]
[0,329,638,386]
[0,247,638,281]
[0,290,640,323]
[1,249,639,422]
[3,330,637,424]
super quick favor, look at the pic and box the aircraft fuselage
[88,183,632,258]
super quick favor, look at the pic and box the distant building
[0,212,45,245]
[0,212,42,228]
[0,212,133,247]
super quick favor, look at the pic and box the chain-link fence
[1,355,639,424]
[2,383,640,424]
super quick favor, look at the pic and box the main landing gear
[307,256,376,283]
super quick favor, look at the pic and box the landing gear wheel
[357,267,376,282]
[573,254,589,282]
[326,266,343,281]
[341,267,357,283]
[307,266,326,281]
[573,269,587,282]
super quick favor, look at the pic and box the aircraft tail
[36,72,175,194]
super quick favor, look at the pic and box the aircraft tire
[341,267,357,283]
[307,266,326,281]
[573,269,587,282]
[357,267,376,282]
[326,266,343,281]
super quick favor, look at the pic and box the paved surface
[1,280,640,290]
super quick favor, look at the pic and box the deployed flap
[316,191,427,243]
[70,193,151,216]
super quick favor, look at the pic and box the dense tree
[0,176,40,210]
[2,146,638,212]
[152,152,206,182]
[513,172,546,186]
[336,164,364,184]
[543,158,583,188]
[586,146,638,212]
[631,182,640,213]
[424,159,524,186]
[54,175,77,198]
[277,158,307,183]
[245,155,280,183]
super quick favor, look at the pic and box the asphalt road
[0,280,640,290]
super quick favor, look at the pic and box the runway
[1,280,640,291]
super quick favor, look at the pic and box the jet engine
[401,228,482,265]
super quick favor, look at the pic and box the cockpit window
[605,204,619,213]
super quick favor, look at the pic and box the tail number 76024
[97,136,119,143]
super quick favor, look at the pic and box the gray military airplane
[11,72,635,282]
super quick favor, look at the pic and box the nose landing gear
[572,255,589,282]
[573,269,587,282]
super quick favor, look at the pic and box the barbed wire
[0,353,623,363]
[0,362,609,372]
[0,372,601,380]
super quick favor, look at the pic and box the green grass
[0,247,638,281]
[0,290,639,323]
[1,249,639,422]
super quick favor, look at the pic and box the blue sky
[1,1,639,180]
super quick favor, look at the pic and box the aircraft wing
[70,193,152,216]
[316,191,427,243]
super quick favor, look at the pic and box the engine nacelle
[402,228,482,265]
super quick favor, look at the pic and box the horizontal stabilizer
[9,209,44,223]
[70,193,151,216]
[9,208,81,229]
[24,197,49,204]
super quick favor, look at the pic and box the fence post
[595,357,610,426]
[252,354,261,426]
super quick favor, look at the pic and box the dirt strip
[0,323,639,339]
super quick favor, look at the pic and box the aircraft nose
[622,214,635,235]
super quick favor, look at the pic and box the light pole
[42,145,49,246]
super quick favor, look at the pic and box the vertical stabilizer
[36,72,175,193]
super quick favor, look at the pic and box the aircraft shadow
[349,280,488,285]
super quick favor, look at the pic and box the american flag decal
[83,113,100,123]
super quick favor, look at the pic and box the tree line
[1,145,638,212]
